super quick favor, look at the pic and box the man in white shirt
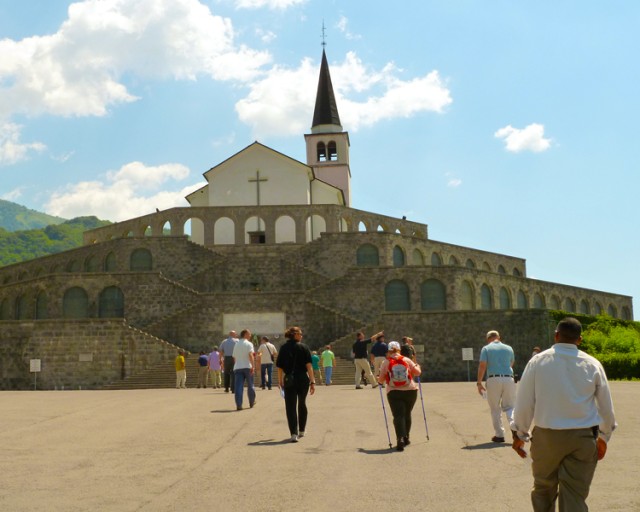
[511,317,617,512]
[232,329,256,411]
[257,336,278,390]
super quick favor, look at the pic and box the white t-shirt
[232,339,255,370]
[258,343,277,364]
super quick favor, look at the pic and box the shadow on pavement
[248,439,295,446]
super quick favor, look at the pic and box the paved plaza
[1,381,638,512]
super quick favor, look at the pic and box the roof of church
[311,50,342,131]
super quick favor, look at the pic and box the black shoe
[403,436,411,446]
[225,389,229,393]
[236,406,243,411]
[396,438,405,452]
[491,436,506,443]
[250,402,256,408]
[355,385,363,389]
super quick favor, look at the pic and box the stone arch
[564,298,576,313]
[431,252,442,266]
[36,291,48,320]
[105,252,117,272]
[482,262,492,272]
[385,280,411,311]
[358,221,368,232]
[84,254,101,272]
[412,249,424,266]
[18,271,28,281]
[517,290,528,309]
[392,245,405,267]
[533,292,545,308]
[607,304,617,317]
[513,268,522,277]
[448,255,459,266]
[184,217,205,243]
[480,284,493,310]
[579,299,590,315]
[316,141,327,162]
[66,259,81,272]
[466,259,476,269]
[421,279,446,311]
[622,306,631,320]
[328,140,338,161]
[99,286,125,318]
[460,280,475,310]
[0,297,12,319]
[356,244,379,267]
[63,287,89,318]
[306,214,326,242]
[130,248,152,271]
[339,216,350,232]
[275,215,296,243]
[594,302,603,315]
[15,294,30,320]
[245,216,266,244]
[499,287,512,309]
[143,225,152,236]
[498,265,506,274]
[161,220,172,235]
[549,295,561,310]
[214,217,235,245]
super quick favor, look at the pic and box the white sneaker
[291,434,299,443]
[299,431,305,438]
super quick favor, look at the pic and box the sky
[0,0,638,313]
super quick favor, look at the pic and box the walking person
[352,330,383,389]
[311,351,323,385]
[257,336,277,390]
[370,334,388,382]
[219,331,238,393]
[511,317,617,512]
[321,344,335,385]
[174,350,186,389]
[232,329,256,410]
[400,336,417,362]
[208,346,222,388]
[196,351,208,388]
[276,326,315,443]
[476,329,516,443]
[377,341,422,451]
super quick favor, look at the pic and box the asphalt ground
[1,381,637,512]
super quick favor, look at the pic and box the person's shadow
[462,442,510,450]
[248,439,296,446]
[357,447,394,455]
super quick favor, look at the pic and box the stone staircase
[102,353,363,389]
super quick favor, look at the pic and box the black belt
[488,374,512,378]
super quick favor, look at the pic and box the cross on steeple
[321,20,327,48]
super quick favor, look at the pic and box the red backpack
[386,355,411,387]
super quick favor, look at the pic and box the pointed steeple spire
[311,50,342,133]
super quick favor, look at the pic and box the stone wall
[0,319,180,390]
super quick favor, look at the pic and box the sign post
[461,348,474,382]
[30,359,41,391]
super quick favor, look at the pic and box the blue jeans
[261,363,273,389]
[233,368,256,408]
[324,366,333,385]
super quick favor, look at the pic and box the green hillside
[0,199,66,231]
[0,216,111,267]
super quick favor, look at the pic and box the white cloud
[445,172,462,187]
[256,28,277,44]
[0,0,271,119]
[494,123,551,153]
[235,0,306,9]
[1,187,25,201]
[45,161,204,221]
[336,16,361,40]
[236,51,452,138]
[0,122,46,165]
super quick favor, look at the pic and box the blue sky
[0,0,638,313]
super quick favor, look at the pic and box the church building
[0,50,633,390]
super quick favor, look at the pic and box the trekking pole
[378,384,393,449]
[417,376,430,440]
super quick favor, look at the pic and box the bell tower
[305,49,351,206]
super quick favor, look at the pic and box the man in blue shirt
[370,334,389,383]
[476,330,515,443]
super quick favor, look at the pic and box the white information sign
[79,353,94,362]
[223,312,286,336]
[462,348,474,361]
[30,359,41,372]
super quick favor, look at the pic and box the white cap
[388,341,401,351]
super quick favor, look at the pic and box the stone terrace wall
[0,319,180,390]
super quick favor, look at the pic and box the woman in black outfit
[276,326,315,442]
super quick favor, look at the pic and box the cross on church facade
[248,169,268,233]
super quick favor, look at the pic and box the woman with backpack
[377,341,422,451]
